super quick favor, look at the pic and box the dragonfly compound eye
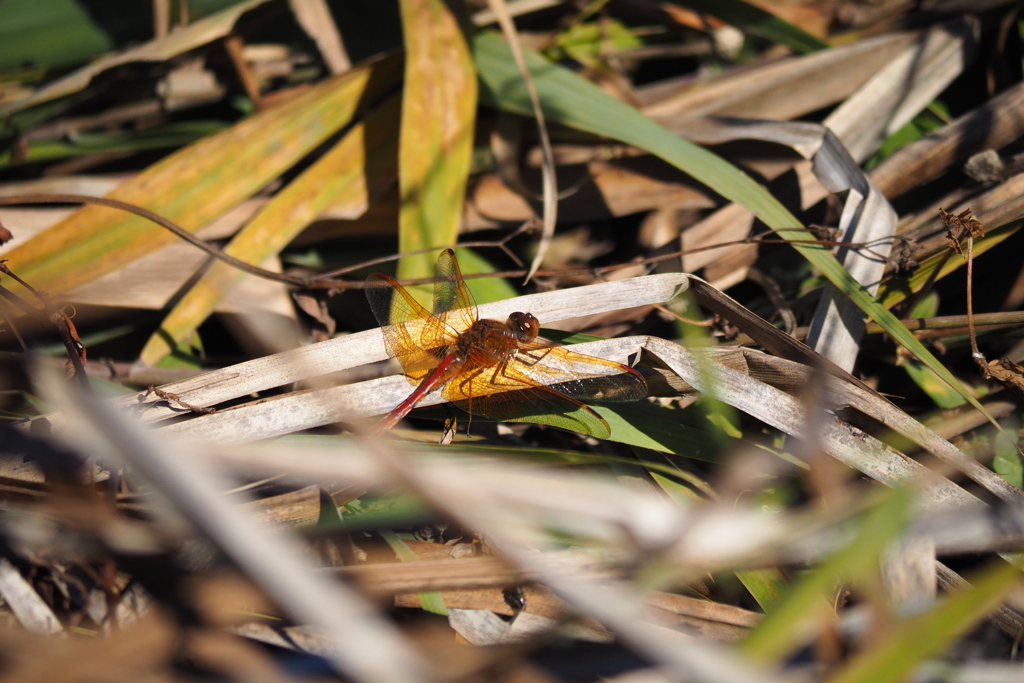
[507,312,540,341]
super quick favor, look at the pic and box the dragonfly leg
[513,346,555,367]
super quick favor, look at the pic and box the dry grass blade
[639,338,979,510]
[870,79,1024,198]
[5,4,1024,679]
[227,437,789,681]
[156,336,645,442]
[36,369,429,683]
[288,0,350,74]
[723,350,1024,505]
[538,577,786,683]
[640,31,919,119]
[37,272,687,429]
[361,450,785,682]
[485,0,558,282]
[0,559,62,635]
[825,19,979,163]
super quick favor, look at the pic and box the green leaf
[902,360,968,409]
[993,417,1023,489]
[650,471,704,504]
[597,402,730,458]
[471,30,1001,431]
[154,329,205,370]
[827,560,1021,683]
[548,18,644,67]
[735,568,786,612]
[740,488,913,663]
[397,0,478,294]
[379,530,447,616]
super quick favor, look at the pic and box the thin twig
[0,195,893,292]
[0,262,91,391]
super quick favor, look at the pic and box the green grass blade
[473,30,1001,420]
[379,530,448,616]
[827,560,1021,683]
[740,488,912,663]
[735,568,787,612]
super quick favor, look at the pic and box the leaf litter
[0,1,1023,681]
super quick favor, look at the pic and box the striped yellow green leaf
[1,53,401,300]
[138,92,402,366]
[397,0,478,299]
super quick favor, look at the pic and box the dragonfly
[366,249,647,437]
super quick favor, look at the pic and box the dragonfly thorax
[451,315,534,368]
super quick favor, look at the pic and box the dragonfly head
[506,312,540,342]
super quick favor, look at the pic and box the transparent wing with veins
[365,249,477,383]
[441,336,648,437]
[366,248,647,437]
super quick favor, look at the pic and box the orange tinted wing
[366,272,432,326]
[513,342,648,402]
[366,271,459,380]
[441,341,647,436]
[432,249,477,332]
[449,342,646,397]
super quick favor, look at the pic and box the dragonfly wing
[366,271,458,378]
[433,249,478,331]
[440,341,647,403]
[440,341,647,437]
[366,272,432,327]
[512,342,649,402]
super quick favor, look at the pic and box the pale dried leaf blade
[825,18,979,163]
[0,559,63,635]
[640,31,919,120]
[26,273,690,432]
[639,338,981,510]
[484,0,557,283]
[288,0,350,73]
[157,336,647,444]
